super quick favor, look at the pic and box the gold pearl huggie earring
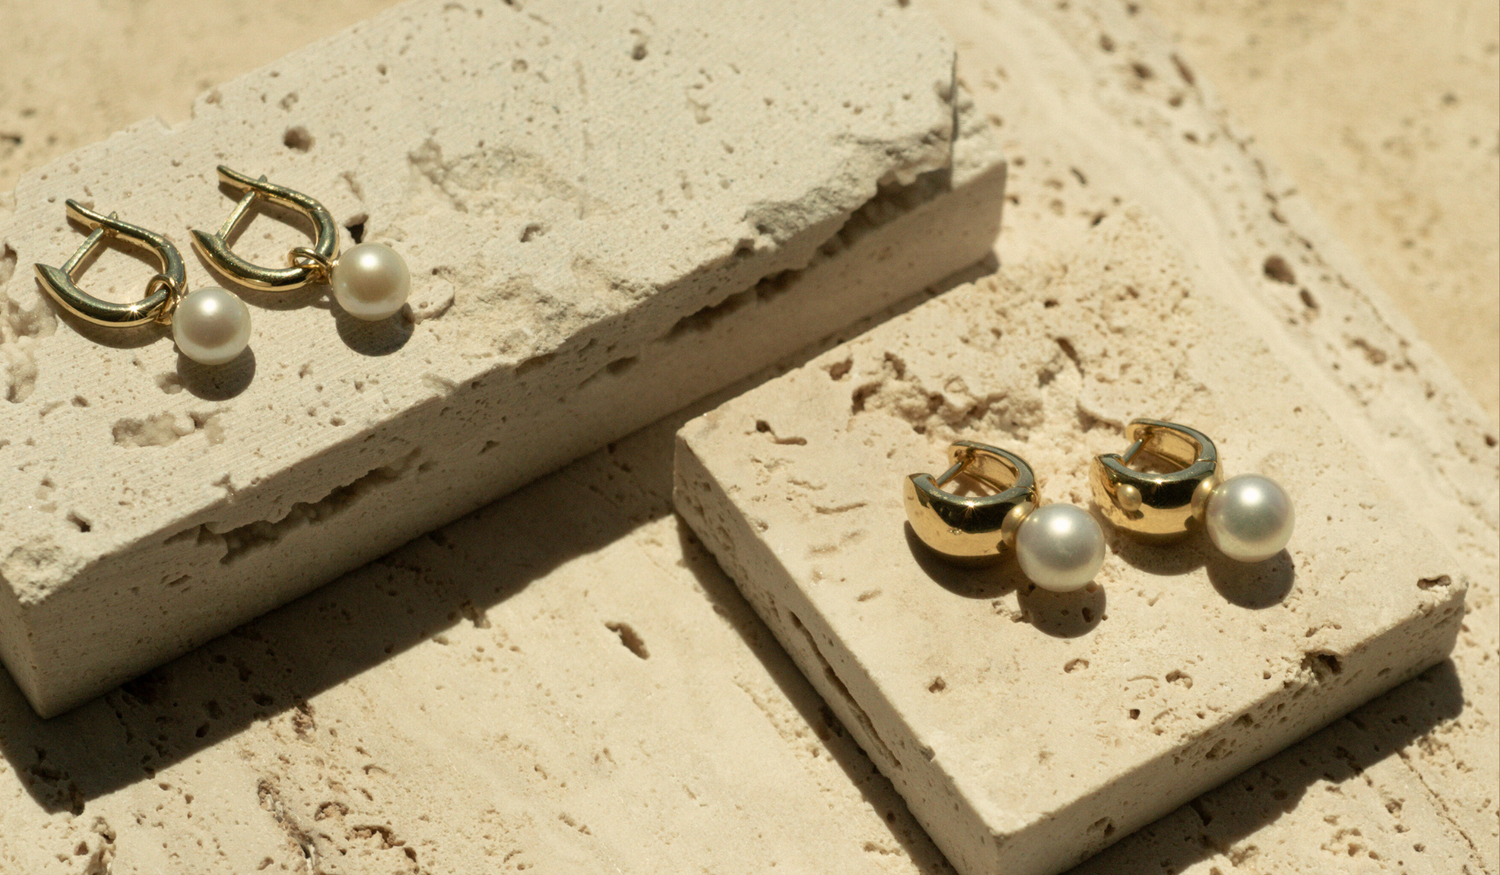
[191,166,409,321]
[35,200,252,366]
[1091,419,1294,562]
[905,441,1106,593]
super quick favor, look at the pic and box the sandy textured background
[2,0,1493,422]
[0,0,1494,871]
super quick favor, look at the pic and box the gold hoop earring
[1091,419,1293,562]
[35,200,251,366]
[191,166,409,321]
[905,441,1105,592]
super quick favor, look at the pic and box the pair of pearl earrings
[34,166,410,366]
[904,419,1295,593]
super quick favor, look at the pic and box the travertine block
[673,210,1467,875]
[0,0,1006,715]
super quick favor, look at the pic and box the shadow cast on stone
[0,444,656,813]
[334,306,413,356]
[903,521,1021,600]
[1016,581,1106,638]
[218,280,326,314]
[677,523,956,875]
[176,347,255,400]
[1103,527,1211,577]
[1205,549,1295,609]
[1071,659,1466,874]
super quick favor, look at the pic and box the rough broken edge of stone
[671,211,1467,875]
[0,0,1006,717]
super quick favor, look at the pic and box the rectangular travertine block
[673,210,1467,875]
[0,0,1006,716]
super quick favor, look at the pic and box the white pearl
[331,242,409,321]
[1014,504,1106,593]
[1204,474,1294,562]
[172,287,251,366]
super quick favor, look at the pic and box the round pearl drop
[172,286,251,366]
[1204,474,1294,562]
[1014,503,1106,593]
[331,242,410,321]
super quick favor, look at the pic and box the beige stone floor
[3,0,1494,422]
[1144,0,1499,423]
[0,0,1494,871]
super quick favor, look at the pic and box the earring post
[935,459,968,487]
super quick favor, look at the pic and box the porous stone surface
[674,208,1468,875]
[0,0,1006,716]
[0,415,958,875]
[0,0,1493,873]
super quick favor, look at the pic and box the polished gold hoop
[903,441,1038,561]
[190,166,339,291]
[1091,419,1223,538]
[33,201,185,327]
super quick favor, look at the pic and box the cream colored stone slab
[0,0,1006,716]
[923,1,1498,871]
[0,415,956,875]
[674,208,1468,875]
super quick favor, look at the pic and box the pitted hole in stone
[65,511,91,533]
[1263,254,1296,284]
[605,622,649,659]
[344,214,368,244]
[1302,651,1343,680]
[1417,575,1452,589]
[1056,337,1083,374]
[520,222,545,242]
[459,600,492,629]
[283,126,314,152]
[1128,708,1140,720]
[754,420,807,446]
[1189,799,1213,826]
[0,242,16,285]
[928,677,946,693]
[1165,670,1193,688]
[1064,658,1089,673]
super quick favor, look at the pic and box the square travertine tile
[674,210,1467,875]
